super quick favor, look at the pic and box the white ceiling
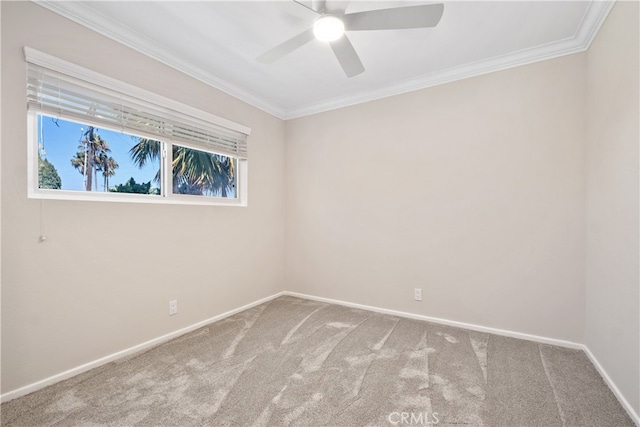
[37,1,613,119]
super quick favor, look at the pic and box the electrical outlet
[169,300,178,316]
[414,288,422,301]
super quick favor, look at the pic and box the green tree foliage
[38,156,62,189]
[212,154,235,198]
[109,177,159,195]
[130,138,235,197]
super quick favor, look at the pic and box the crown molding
[33,0,615,121]
[33,0,288,119]
[283,0,616,119]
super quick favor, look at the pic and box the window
[25,47,250,206]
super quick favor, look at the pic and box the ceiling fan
[257,1,445,78]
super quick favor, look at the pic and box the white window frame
[25,47,250,207]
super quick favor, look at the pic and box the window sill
[29,189,247,207]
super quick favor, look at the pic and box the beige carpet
[1,296,633,426]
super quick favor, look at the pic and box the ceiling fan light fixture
[313,15,345,42]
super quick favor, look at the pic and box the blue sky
[39,114,160,192]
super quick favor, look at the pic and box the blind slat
[27,62,248,159]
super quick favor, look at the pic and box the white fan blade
[330,35,365,77]
[344,4,444,31]
[257,28,315,63]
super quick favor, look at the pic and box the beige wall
[1,2,286,393]
[285,54,587,343]
[585,1,639,416]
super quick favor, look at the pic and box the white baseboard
[582,346,640,426]
[0,292,285,403]
[284,291,583,349]
[3,289,638,427]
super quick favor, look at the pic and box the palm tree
[211,155,235,198]
[71,128,117,192]
[172,145,218,194]
[70,150,88,181]
[130,138,235,197]
[101,155,119,191]
[129,138,161,183]
[71,126,99,191]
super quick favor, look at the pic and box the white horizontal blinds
[26,62,248,159]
